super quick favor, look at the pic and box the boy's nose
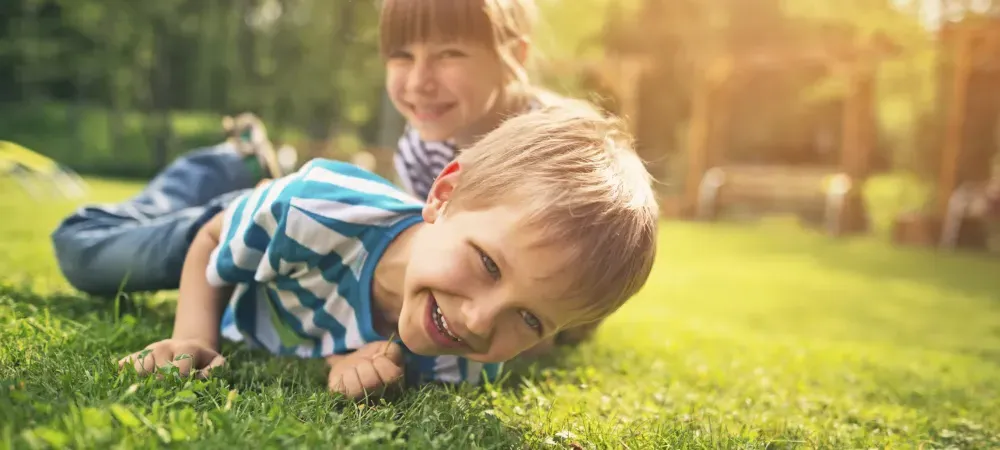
[459,301,496,351]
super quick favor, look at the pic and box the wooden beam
[684,71,715,211]
[684,57,732,210]
[937,28,974,218]
[840,64,875,180]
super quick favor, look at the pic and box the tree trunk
[148,17,173,170]
[323,0,359,155]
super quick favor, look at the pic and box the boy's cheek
[469,339,530,364]
[519,336,556,357]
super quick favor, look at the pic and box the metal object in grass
[0,140,88,199]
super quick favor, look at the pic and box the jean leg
[127,143,258,217]
[52,188,250,295]
[49,142,256,295]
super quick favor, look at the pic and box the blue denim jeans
[51,144,258,295]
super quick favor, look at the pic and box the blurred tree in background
[0,0,996,184]
[0,0,386,177]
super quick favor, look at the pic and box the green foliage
[2,178,999,448]
[1,0,386,177]
[0,102,224,179]
[5,0,996,183]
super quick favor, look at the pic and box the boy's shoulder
[289,158,425,210]
[297,157,400,188]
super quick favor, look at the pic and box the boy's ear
[422,161,461,224]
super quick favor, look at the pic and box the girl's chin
[413,128,456,143]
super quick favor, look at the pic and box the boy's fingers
[117,353,137,369]
[372,356,404,385]
[170,351,200,377]
[329,367,361,399]
[327,373,343,392]
[135,351,160,375]
[380,342,405,364]
[342,369,365,400]
[138,347,177,376]
[118,346,156,370]
[355,361,382,392]
[195,354,225,379]
[207,353,226,370]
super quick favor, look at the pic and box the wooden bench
[695,164,855,235]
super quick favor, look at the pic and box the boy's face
[396,164,585,363]
[384,39,505,142]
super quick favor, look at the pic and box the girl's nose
[407,59,436,94]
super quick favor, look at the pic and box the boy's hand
[327,341,405,401]
[118,339,225,379]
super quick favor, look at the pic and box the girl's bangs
[380,0,497,56]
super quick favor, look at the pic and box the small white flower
[555,430,576,440]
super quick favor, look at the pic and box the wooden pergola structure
[681,37,894,231]
[935,18,1000,219]
[933,17,1000,249]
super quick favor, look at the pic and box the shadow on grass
[0,281,173,323]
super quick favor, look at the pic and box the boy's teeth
[434,306,461,342]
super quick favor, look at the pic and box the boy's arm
[118,211,231,377]
[171,212,231,350]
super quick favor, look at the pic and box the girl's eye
[388,50,412,60]
[479,250,500,280]
[520,310,542,334]
[439,49,466,58]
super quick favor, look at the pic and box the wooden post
[684,56,731,211]
[937,28,974,218]
[618,58,644,127]
[838,62,875,234]
[710,66,734,168]
[841,63,874,181]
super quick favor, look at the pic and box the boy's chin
[397,328,472,358]
[396,325,439,356]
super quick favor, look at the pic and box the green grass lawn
[1,177,999,449]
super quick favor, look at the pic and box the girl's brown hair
[379,0,538,89]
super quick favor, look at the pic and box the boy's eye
[520,310,542,334]
[478,249,500,280]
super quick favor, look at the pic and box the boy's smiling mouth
[425,292,465,349]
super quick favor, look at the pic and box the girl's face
[385,40,507,144]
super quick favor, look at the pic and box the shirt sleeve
[206,175,291,287]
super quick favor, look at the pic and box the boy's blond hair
[448,100,659,328]
[379,0,538,92]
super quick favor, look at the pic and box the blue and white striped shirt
[206,158,501,386]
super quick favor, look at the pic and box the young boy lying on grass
[118,101,659,400]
